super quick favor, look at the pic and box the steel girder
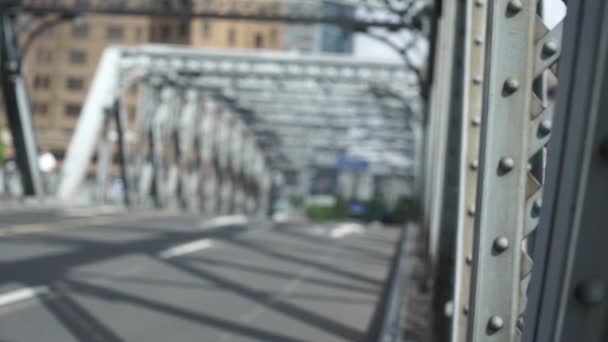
[422,1,567,341]
[0,7,43,196]
[522,1,608,341]
[467,1,563,341]
[450,0,487,340]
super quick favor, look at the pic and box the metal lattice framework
[421,0,569,341]
[57,46,416,215]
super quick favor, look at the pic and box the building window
[69,50,87,64]
[71,21,89,38]
[228,28,236,46]
[179,23,189,38]
[66,77,84,91]
[160,24,171,41]
[202,21,212,39]
[106,26,124,41]
[135,27,144,41]
[270,29,278,46]
[33,75,51,90]
[254,33,264,48]
[65,103,82,117]
[33,102,49,115]
[35,48,52,63]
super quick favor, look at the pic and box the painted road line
[330,223,365,239]
[0,210,180,238]
[201,215,248,229]
[0,286,49,307]
[159,239,214,259]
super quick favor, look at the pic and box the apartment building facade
[1,8,283,162]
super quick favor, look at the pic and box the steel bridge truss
[58,46,417,216]
[423,0,608,341]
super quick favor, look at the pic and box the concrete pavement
[0,210,402,342]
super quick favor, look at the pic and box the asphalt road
[0,209,401,342]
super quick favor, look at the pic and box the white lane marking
[201,215,248,229]
[159,239,214,259]
[311,225,328,236]
[0,286,49,307]
[330,223,365,239]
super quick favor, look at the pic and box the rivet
[467,206,476,217]
[539,120,552,136]
[474,0,484,7]
[466,255,473,265]
[469,160,479,171]
[498,157,515,173]
[532,199,542,215]
[503,77,520,95]
[575,280,605,306]
[471,116,481,127]
[463,306,469,315]
[488,315,504,332]
[493,236,510,253]
[517,317,524,330]
[506,0,523,15]
[473,76,483,85]
[474,36,484,46]
[542,41,559,56]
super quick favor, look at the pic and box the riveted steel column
[425,0,459,271]
[177,90,199,210]
[468,0,538,341]
[0,10,43,196]
[451,0,487,340]
[95,109,114,204]
[523,1,607,341]
[134,81,157,207]
[151,87,174,208]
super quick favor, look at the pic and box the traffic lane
[0,216,285,342]
[0,219,401,342]
[226,224,400,342]
[0,213,251,285]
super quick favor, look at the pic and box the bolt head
[575,280,605,306]
[488,315,504,332]
[474,0,485,7]
[532,199,543,214]
[507,0,523,15]
[467,206,476,217]
[469,160,479,171]
[465,255,473,265]
[474,36,484,46]
[539,120,552,136]
[463,306,469,315]
[473,76,483,85]
[503,78,520,95]
[498,157,515,173]
[493,237,510,253]
[542,41,559,56]
[471,116,481,127]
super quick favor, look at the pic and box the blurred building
[283,0,355,54]
[0,2,283,161]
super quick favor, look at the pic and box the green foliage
[305,196,348,221]
[305,195,418,224]
[289,195,304,208]
[389,196,417,223]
